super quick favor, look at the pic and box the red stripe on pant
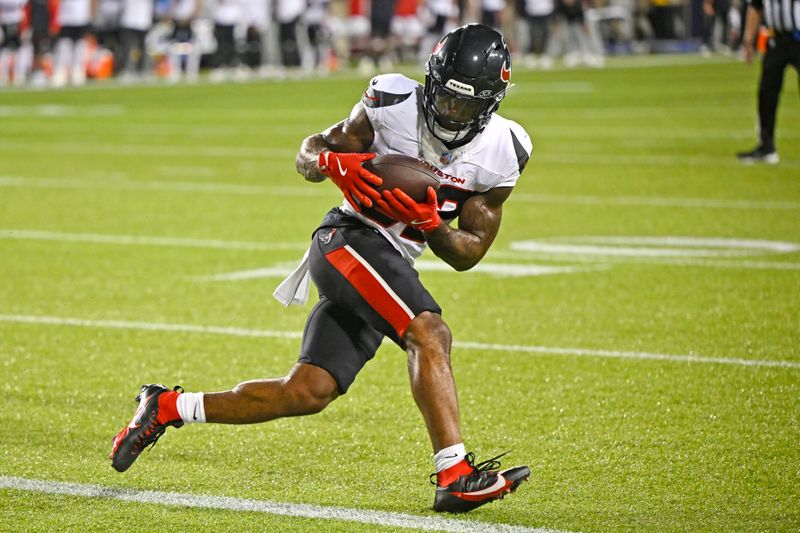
[325,246,413,337]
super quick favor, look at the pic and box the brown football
[363,154,440,203]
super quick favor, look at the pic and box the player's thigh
[309,225,441,346]
[298,296,384,394]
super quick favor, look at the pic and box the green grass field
[1,55,799,532]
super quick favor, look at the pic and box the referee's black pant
[758,34,800,150]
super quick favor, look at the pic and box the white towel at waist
[273,248,311,307]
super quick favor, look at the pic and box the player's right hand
[318,152,383,211]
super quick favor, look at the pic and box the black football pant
[758,34,800,151]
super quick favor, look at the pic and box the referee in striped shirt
[736,0,800,164]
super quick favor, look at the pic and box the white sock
[176,392,206,423]
[434,443,467,473]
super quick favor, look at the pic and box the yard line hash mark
[1,314,797,369]
[0,476,555,533]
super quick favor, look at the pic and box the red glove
[318,151,382,211]
[376,186,441,232]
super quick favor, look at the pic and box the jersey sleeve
[361,74,417,132]
[494,121,533,188]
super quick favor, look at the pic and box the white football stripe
[342,244,415,319]
[1,314,798,369]
[0,229,307,251]
[0,476,555,533]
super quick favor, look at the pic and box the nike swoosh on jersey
[192,404,198,421]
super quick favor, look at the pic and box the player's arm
[425,187,512,271]
[741,4,762,64]
[295,103,375,183]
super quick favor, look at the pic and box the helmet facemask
[423,72,505,146]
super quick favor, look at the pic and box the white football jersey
[342,73,532,264]
[120,0,154,30]
[0,0,26,24]
[213,0,242,25]
[171,0,197,21]
[58,0,93,26]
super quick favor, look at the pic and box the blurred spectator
[240,0,268,73]
[275,0,304,69]
[360,0,397,73]
[418,0,458,62]
[93,0,123,71]
[306,0,332,72]
[119,0,154,78]
[480,0,505,28]
[551,0,604,66]
[0,0,27,85]
[391,0,423,63]
[209,0,240,80]
[166,0,201,81]
[726,0,741,49]
[520,0,555,68]
[52,0,96,86]
[701,0,730,53]
[29,0,55,86]
[648,0,676,38]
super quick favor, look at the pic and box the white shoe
[30,70,48,89]
[208,68,228,83]
[51,69,68,88]
[357,57,375,76]
[71,68,86,86]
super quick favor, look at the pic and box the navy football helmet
[423,24,512,147]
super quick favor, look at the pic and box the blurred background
[0,0,752,88]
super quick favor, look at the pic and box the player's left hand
[376,186,441,232]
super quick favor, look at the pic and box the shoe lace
[429,450,511,485]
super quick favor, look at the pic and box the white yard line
[1,314,797,369]
[0,476,553,533]
[199,261,605,280]
[512,193,800,210]
[2,175,796,210]
[0,176,331,197]
[0,230,307,251]
[0,141,295,159]
[488,252,800,271]
[0,315,303,339]
[4,228,798,272]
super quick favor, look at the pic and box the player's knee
[404,311,452,361]
[283,372,338,415]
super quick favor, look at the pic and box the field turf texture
[0,55,799,532]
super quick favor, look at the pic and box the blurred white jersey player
[120,0,155,76]
[53,0,96,86]
[275,0,305,68]
[0,0,27,85]
[167,0,201,82]
[419,0,457,62]
[240,0,269,73]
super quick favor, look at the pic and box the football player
[110,23,533,514]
